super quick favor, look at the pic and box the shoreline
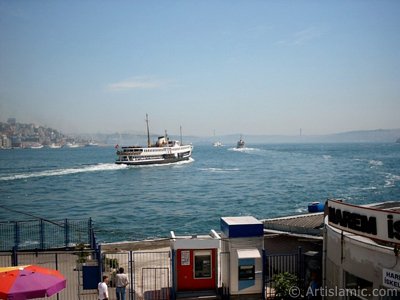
[100,238,171,252]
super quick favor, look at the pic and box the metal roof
[261,201,400,237]
[262,212,324,236]
[365,201,400,211]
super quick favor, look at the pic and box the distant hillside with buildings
[0,118,66,148]
[0,118,93,149]
[2,117,399,149]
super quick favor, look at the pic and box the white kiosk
[170,230,221,298]
[220,216,264,300]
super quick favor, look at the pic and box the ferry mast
[146,114,151,147]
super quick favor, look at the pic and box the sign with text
[181,250,190,266]
[327,200,400,244]
[383,269,400,290]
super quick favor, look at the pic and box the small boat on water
[236,136,245,149]
[48,143,62,149]
[308,201,325,213]
[30,143,44,149]
[212,130,223,147]
[115,115,193,166]
[213,141,223,147]
[85,141,98,147]
[64,142,81,148]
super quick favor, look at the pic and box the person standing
[115,267,129,300]
[98,275,109,300]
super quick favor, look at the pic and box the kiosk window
[194,250,212,278]
[239,265,255,280]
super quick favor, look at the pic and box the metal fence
[0,244,314,300]
[264,248,305,299]
[0,238,171,300]
[0,218,95,251]
[103,251,171,300]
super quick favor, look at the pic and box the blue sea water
[0,143,399,243]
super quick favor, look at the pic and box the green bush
[74,243,90,264]
[273,272,299,299]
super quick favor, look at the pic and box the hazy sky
[0,1,399,136]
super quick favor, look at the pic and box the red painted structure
[176,248,217,291]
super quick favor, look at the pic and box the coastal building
[7,117,16,125]
[263,212,324,254]
[10,136,22,148]
[324,200,400,300]
[0,135,11,149]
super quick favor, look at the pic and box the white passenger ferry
[115,116,193,166]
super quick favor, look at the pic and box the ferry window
[345,272,373,300]
[194,250,212,279]
[239,265,255,280]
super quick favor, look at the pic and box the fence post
[14,221,19,251]
[11,246,18,266]
[64,219,69,248]
[262,249,266,300]
[297,246,303,291]
[40,219,45,250]
[132,251,136,300]
[97,244,102,278]
[88,218,94,249]
[55,253,60,300]
[129,251,134,300]
[171,249,175,300]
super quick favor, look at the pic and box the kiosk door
[177,249,217,291]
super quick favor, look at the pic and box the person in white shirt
[115,267,129,300]
[98,275,109,300]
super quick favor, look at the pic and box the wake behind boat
[115,115,193,166]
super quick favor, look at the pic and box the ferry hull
[115,154,191,166]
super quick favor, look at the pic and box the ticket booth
[220,216,264,300]
[170,230,220,297]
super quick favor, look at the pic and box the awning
[237,248,261,259]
